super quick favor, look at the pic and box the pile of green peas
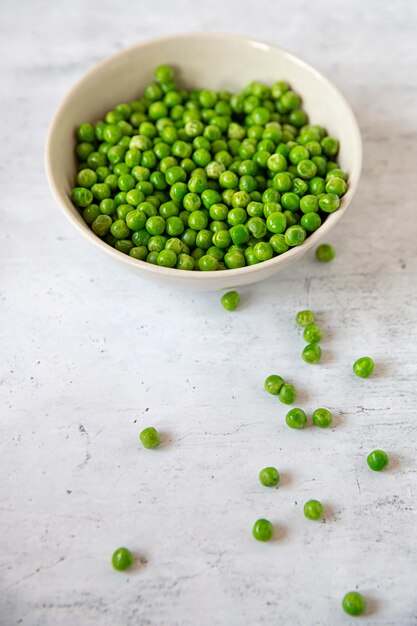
[71,65,348,271]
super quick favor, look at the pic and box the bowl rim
[45,32,362,280]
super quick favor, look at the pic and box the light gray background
[1,1,416,625]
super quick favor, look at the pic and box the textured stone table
[1,1,416,624]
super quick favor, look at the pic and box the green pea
[212,230,232,249]
[129,246,148,261]
[230,224,250,245]
[342,592,366,617]
[367,449,389,471]
[252,518,273,541]
[112,547,133,571]
[285,225,306,246]
[302,343,322,364]
[264,375,284,395]
[126,209,146,231]
[92,214,112,237]
[139,426,160,449]
[83,204,100,224]
[286,408,307,429]
[199,254,219,271]
[266,211,287,234]
[254,242,273,261]
[316,243,335,262]
[312,408,333,428]
[146,216,165,235]
[247,217,267,239]
[303,324,323,343]
[259,467,280,487]
[270,234,289,254]
[221,291,240,311]
[177,253,194,270]
[319,193,340,213]
[157,249,177,267]
[303,499,323,520]
[279,383,296,404]
[71,187,93,208]
[296,310,315,327]
[353,356,374,378]
[224,249,245,269]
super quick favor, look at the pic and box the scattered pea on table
[353,356,374,378]
[342,591,366,617]
[139,427,160,449]
[303,499,324,520]
[367,449,389,471]
[259,467,280,487]
[112,547,134,571]
[252,518,274,541]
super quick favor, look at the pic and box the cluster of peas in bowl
[70,65,348,271]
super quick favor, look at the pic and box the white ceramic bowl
[45,33,362,291]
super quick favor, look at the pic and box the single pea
[126,209,146,231]
[301,212,322,233]
[254,242,273,261]
[198,252,218,271]
[266,211,286,234]
[342,591,366,617]
[140,426,160,449]
[177,253,194,270]
[296,310,315,327]
[302,343,322,364]
[166,216,184,237]
[224,249,245,269]
[279,383,296,405]
[111,547,133,571]
[325,176,347,196]
[227,208,247,226]
[286,408,307,429]
[90,214,112,237]
[316,243,335,262]
[353,356,374,378]
[148,235,167,253]
[221,290,240,311]
[267,153,287,173]
[319,193,340,213]
[226,222,248,246]
[165,238,185,255]
[270,234,289,254]
[303,324,323,343]
[129,246,148,261]
[247,217,267,239]
[157,249,177,268]
[321,136,339,157]
[115,239,134,254]
[110,219,130,240]
[297,159,317,179]
[259,467,280,487]
[309,176,326,195]
[71,187,93,208]
[312,408,333,428]
[252,518,274,542]
[146,215,165,236]
[285,225,306,247]
[212,230,232,249]
[281,192,300,212]
[367,449,389,471]
[289,145,309,165]
[299,194,319,214]
[303,499,324,520]
[272,172,292,192]
[264,375,285,395]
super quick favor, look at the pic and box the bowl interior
[46,34,362,289]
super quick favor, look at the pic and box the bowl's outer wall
[46,34,362,290]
